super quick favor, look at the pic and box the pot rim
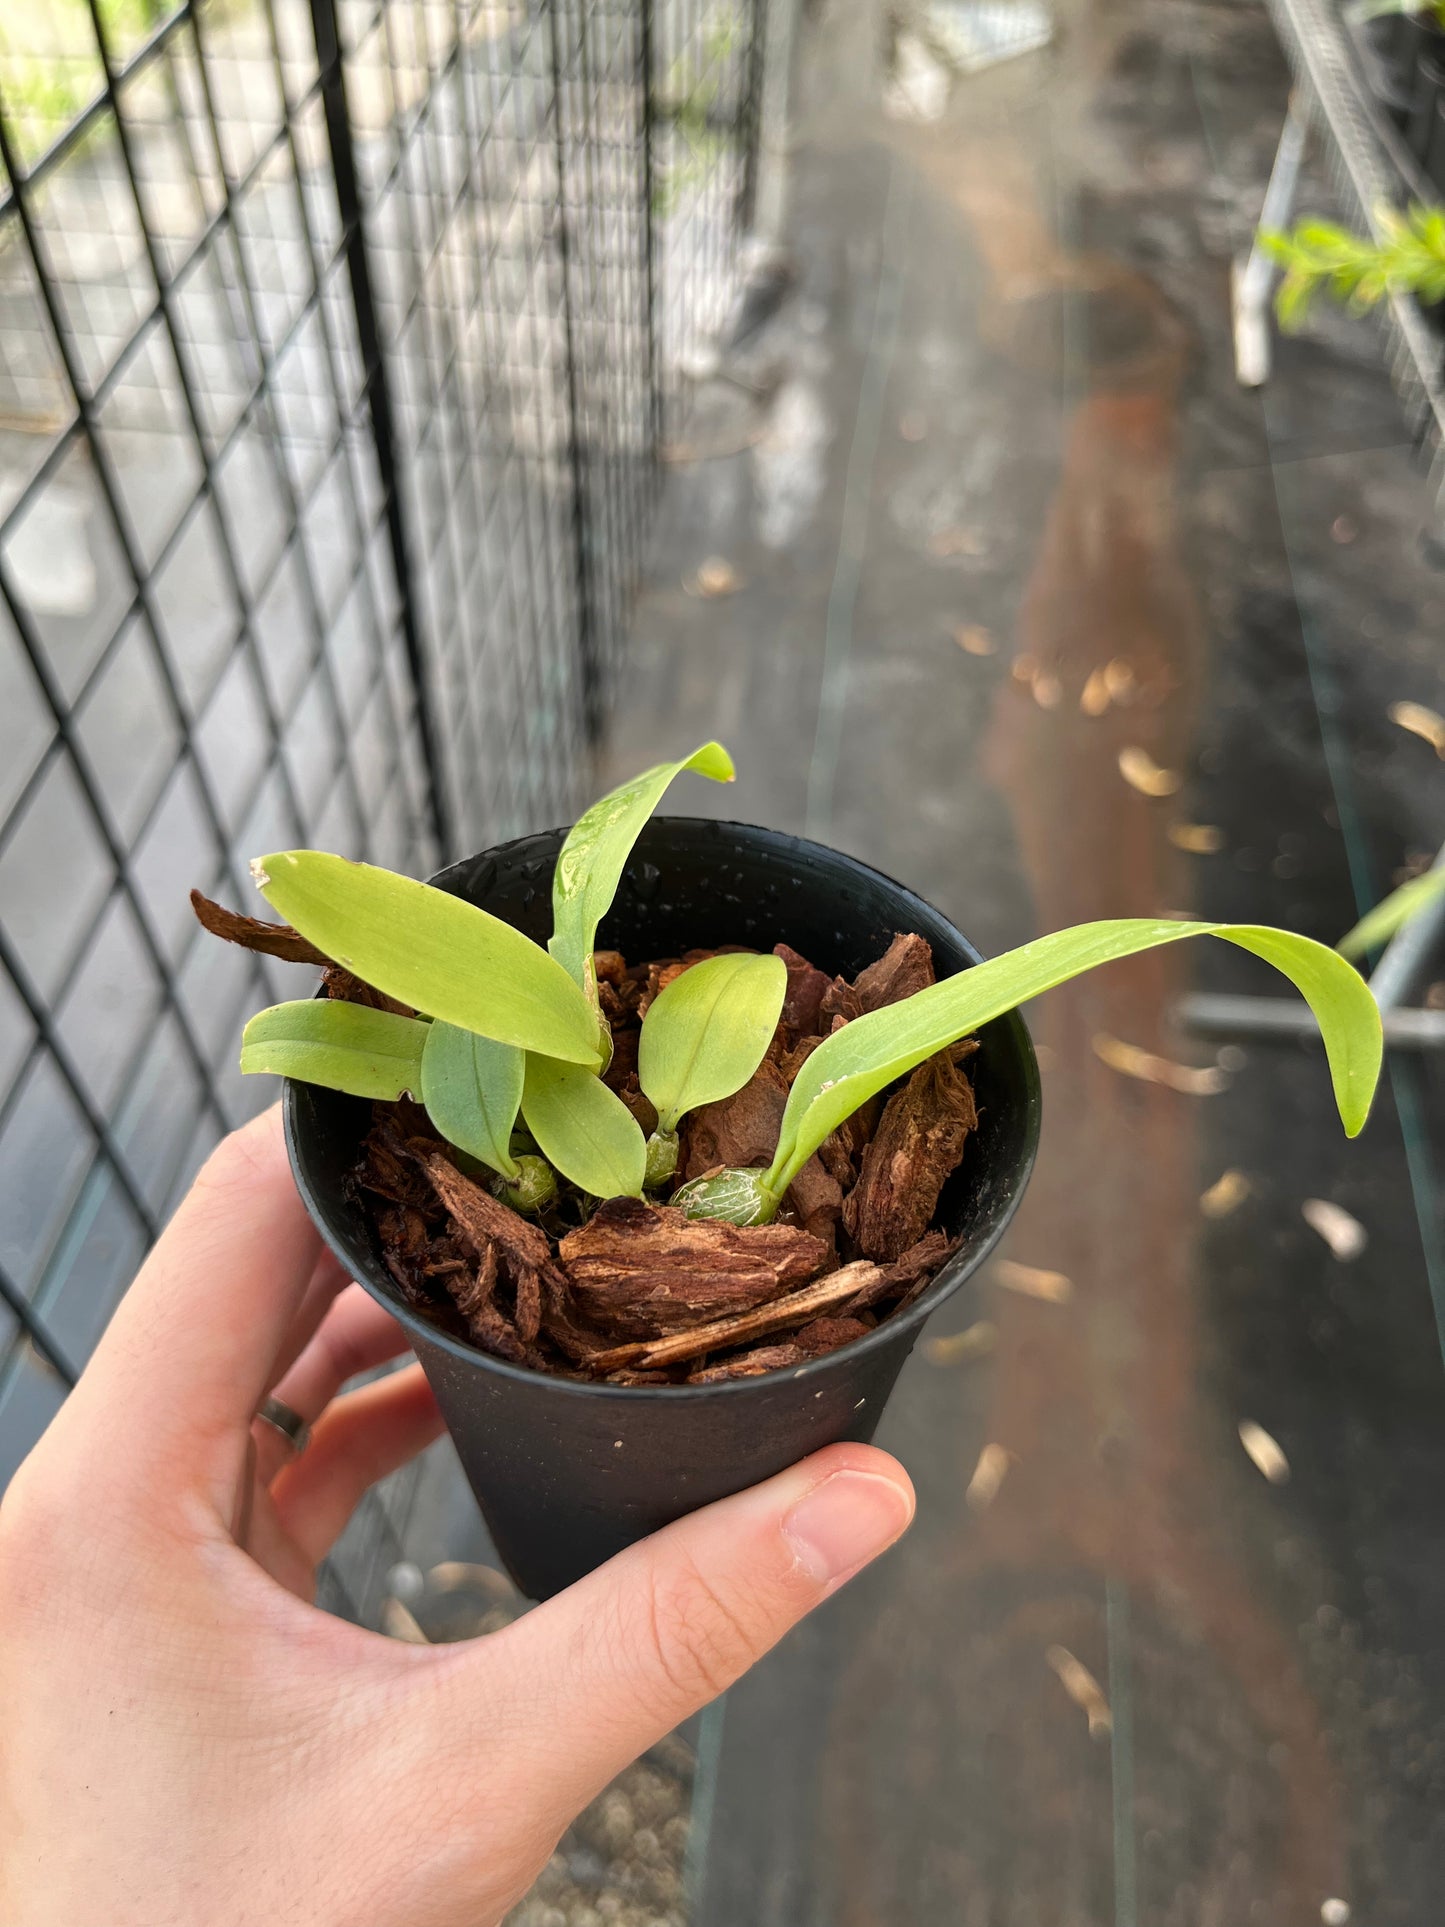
[283,816,1042,1402]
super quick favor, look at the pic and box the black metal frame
[0,0,764,1616]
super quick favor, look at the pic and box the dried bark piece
[514,1265,542,1345]
[786,1155,842,1229]
[688,1343,806,1383]
[462,1300,537,1367]
[819,976,863,1028]
[843,1051,978,1261]
[840,1229,959,1313]
[681,1058,787,1179]
[357,1123,438,1210]
[795,1315,872,1355]
[774,943,831,1037]
[852,933,934,1012]
[778,1033,825,1084]
[559,1198,827,1338]
[321,965,413,1015]
[536,1274,602,1364]
[593,950,628,987]
[414,1145,557,1278]
[189,889,329,966]
[611,1072,658,1136]
[590,1260,884,1371]
[451,1246,499,1327]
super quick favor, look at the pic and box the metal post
[1233,91,1307,389]
[547,0,602,742]
[306,0,454,858]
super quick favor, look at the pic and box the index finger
[65,1106,324,1495]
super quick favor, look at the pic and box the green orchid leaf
[548,742,735,1000]
[1338,866,1445,961]
[765,919,1383,1201]
[253,852,601,1067]
[520,1053,647,1198]
[420,1021,524,1180]
[240,1000,428,1099]
[638,951,786,1135]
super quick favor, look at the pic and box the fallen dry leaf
[1389,699,1445,757]
[1045,1645,1112,1737]
[1103,658,1137,702]
[686,556,741,597]
[1080,666,1112,716]
[953,623,996,656]
[1169,821,1226,854]
[1200,1169,1251,1218]
[381,1598,430,1644]
[1118,745,1182,797]
[923,1320,997,1366]
[1301,1198,1367,1261]
[991,1258,1073,1303]
[966,1442,1014,1510]
[1092,1034,1229,1095]
[1238,1419,1290,1484]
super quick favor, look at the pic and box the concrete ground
[589,0,1445,1920]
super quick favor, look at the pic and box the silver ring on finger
[255,1395,311,1458]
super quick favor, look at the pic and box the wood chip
[1238,1419,1290,1484]
[1389,699,1445,757]
[1200,1169,1251,1218]
[559,1198,827,1338]
[991,1258,1072,1303]
[1118,745,1182,797]
[843,1049,978,1260]
[852,932,936,1012]
[1092,1034,1228,1095]
[954,623,995,656]
[965,1442,1014,1510]
[589,1261,885,1372]
[686,555,741,597]
[381,1598,430,1644]
[922,1320,997,1366]
[1168,822,1225,854]
[1045,1646,1112,1737]
[1301,1198,1367,1261]
[1079,666,1112,716]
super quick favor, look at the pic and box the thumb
[466,1443,914,1818]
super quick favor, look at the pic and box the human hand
[0,1107,915,1927]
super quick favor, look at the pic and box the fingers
[427,1444,915,1823]
[62,1108,323,1500]
[253,1285,416,1484]
[268,1365,444,1566]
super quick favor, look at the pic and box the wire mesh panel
[0,0,765,1617]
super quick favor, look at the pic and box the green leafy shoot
[1262,205,1445,329]
[420,1022,525,1181]
[638,952,787,1137]
[241,1000,429,1100]
[1338,866,1445,961]
[548,742,735,1010]
[253,851,601,1067]
[744,919,1381,1213]
[521,1052,647,1199]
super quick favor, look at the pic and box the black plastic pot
[285,819,1041,1599]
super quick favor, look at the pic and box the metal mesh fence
[0,0,763,1615]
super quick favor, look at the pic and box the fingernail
[782,1470,915,1585]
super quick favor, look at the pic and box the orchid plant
[238,743,1384,1225]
